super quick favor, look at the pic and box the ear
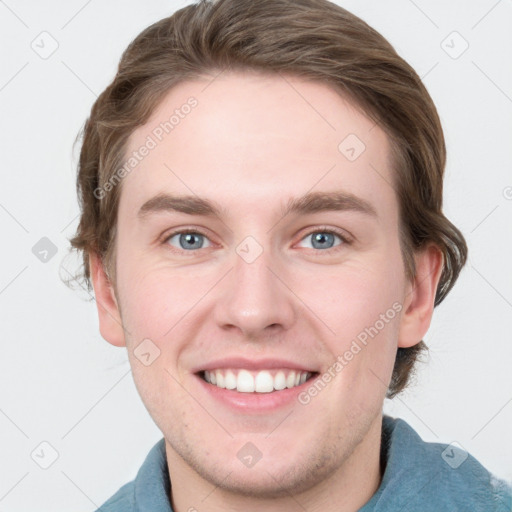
[398,244,444,348]
[89,251,126,347]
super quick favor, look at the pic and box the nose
[212,239,296,339]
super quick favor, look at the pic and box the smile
[200,368,317,393]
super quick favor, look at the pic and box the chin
[200,462,321,499]
[176,438,342,500]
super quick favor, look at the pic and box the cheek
[127,353,193,439]
[302,252,405,401]
[309,258,405,343]
[115,258,199,343]
[118,268,198,427]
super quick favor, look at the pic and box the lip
[191,357,318,373]
[193,370,320,414]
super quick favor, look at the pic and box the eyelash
[161,226,352,256]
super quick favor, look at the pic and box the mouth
[191,357,322,412]
[197,368,319,393]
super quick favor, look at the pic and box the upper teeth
[203,369,312,393]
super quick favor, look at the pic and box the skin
[89,70,443,511]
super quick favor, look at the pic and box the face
[98,70,425,499]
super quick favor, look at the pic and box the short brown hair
[66,0,467,398]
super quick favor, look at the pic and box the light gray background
[0,0,511,510]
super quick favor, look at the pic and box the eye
[162,226,351,255]
[164,230,212,251]
[296,228,349,252]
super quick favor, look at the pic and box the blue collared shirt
[95,415,512,511]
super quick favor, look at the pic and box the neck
[166,414,383,512]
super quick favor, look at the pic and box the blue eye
[162,227,350,255]
[298,230,345,251]
[165,231,212,251]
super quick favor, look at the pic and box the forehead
[120,71,397,222]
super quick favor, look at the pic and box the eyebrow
[137,190,378,220]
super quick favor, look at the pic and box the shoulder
[93,438,169,512]
[366,415,512,511]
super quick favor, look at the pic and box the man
[68,0,512,510]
